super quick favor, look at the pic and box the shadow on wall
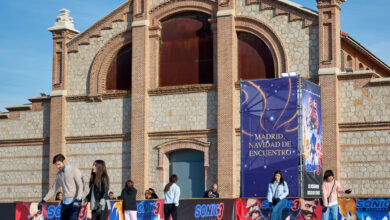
[308,25,319,82]
[206,91,217,190]
[122,97,131,188]
[41,102,51,198]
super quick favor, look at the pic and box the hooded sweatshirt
[121,186,137,211]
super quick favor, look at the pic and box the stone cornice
[66,134,131,144]
[67,1,132,53]
[149,0,216,16]
[0,138,49,147]
[148,84,216,96]
[67,91,131,102]
[370,77,390,86]
[148,129,217,139]
[246,0,318,27]
[337,70,380,80]
[339,121,390,132]
[5,105,32,112]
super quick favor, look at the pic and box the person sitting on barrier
[109,191,116,200]
[83,160,111,220]
[55,192,63,201]
[321,170,352,220]
[204,183,219,198]
[164,174,180,220]
[148,188,159,199]
[267,170,289,220]
[121,180,137,220]
[145,190,152,199]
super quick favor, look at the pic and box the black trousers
[60,202,81,220]
[92,208,110,220]
[164,203,178,220]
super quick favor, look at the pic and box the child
[120,180,137,220]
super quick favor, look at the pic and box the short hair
[52,154,65,164]
[109,191,114,194]
[323,170,334,180]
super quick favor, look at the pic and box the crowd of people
[38,154,351,220]
[38,154,220,220]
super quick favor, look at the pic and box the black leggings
[164,204,178,220]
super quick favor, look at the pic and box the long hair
[323,170,334,180]
[89,160,110,190]
[270,170,285,185]
[164,174,178,192]
[124,180,134,190]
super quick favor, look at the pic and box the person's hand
[322,206,328,213]
[208,191,213,197]
[73,199,82,209]
[38,200,46,210]
[345,189,352,194]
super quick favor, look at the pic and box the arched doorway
[169,149,205,198]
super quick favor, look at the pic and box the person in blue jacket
[267,170,289,220]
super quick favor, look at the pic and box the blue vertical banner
[301,79,323,197]
[241,77,300,197]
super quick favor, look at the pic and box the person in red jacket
[321,170,352,220]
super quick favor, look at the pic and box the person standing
[121,180,137,220]
[83,160,111,220]
[164,174,180,220]
[321,170,352,220]
[38,154,83,220]
[267,170,289,220]
[203,183,219,198]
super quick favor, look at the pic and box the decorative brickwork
[156,139,210,181]
[217,13,238,198]
[67,19,132,96]
[88,30,132,97]
[130,22,150,199]
[235,16,287,76]
[236,1,319,78]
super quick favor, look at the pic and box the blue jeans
[60,202,81,220]
[322,204,338,220]
[270,199,287,220]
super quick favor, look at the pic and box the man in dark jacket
[203,183,219,198]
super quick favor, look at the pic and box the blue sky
[0,0,389,112]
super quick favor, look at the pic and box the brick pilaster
[48,10,78,186]
[130,14,150,198]
[216,10,237,198]
[316,0,345,178]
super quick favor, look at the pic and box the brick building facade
[1,0,390,201]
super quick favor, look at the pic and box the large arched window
[238,32,275,80]
[159,12,213,87]
[106,45,132,90]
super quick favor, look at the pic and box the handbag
[272,183,281,205]
[322,180,336,213]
